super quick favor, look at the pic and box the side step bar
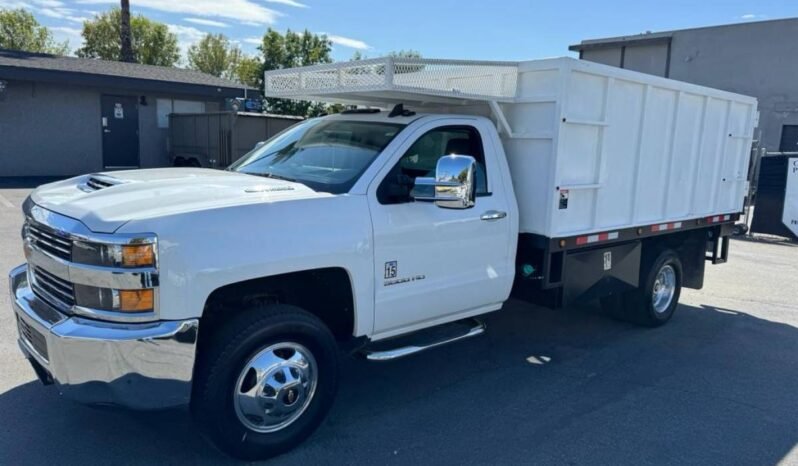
[361,318,486,362]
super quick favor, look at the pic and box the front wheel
[191,304,339,460]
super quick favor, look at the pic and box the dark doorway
[779,125,798,153]
[101,95,139,169]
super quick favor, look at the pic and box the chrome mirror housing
[414,155,476,209]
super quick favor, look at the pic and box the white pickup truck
[9,57,757,459]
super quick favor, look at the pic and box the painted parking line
[0,194,15,208]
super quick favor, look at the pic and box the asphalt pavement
[1,181,797,465]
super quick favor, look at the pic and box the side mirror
[414,155,476,209]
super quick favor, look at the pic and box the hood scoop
[80,175,126,192]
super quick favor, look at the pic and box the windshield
[230,118,405,194]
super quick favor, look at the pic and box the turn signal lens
[119,289,154,312]
[122,244,155,267]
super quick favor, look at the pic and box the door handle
[480,210,507,221]
[103,129,111,133]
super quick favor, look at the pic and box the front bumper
[9,264,199,410]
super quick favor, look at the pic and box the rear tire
[191,304,339,460]
[604,249,682,327]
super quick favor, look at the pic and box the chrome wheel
[651,264,676,314]
[233,342,317,433]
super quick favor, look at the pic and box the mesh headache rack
[264,57,520,107]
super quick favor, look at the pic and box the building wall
[0,81,102,176]
[577,18,798,151]
[0,80,225,176]
[668,19,798,151]
[581,48,622,67]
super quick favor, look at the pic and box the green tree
[188,33,242,78]
[76,9,179,66]
[0,9,69,55]
[257,28,333,116]
[234,55,263,88]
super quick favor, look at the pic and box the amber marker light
[122,244,155,267]
[119,289,154,312]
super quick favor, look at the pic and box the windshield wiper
[256,172,298,183]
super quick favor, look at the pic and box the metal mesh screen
[265,57,519,102]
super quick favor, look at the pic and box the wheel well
[641,228,710,290]
[202,268,356,342]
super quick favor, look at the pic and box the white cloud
[76,0,280,25]
[740,13,767,20]
[0,0,88,23]
[265,0,308,7]
[243,37,263,45]
[184,17,229,28]
[50,25,82,36]
[167,24,207,58]
[326,34,370,50]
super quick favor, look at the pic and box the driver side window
[377,125,488,205]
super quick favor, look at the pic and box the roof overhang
[569,34,672,52]
[0,66,255,99]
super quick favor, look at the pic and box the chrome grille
[17,316,49,361]
[26,222,72,261]
[31,266,75,310]
[86,177,114,191]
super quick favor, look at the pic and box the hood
[31,168,330,233]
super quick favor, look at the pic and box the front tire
[191,304,339,460]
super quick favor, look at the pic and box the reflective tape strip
[706,214,732,224]
[652,221,684,232]
[576,231,619,245]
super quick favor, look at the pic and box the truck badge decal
[559,189,569,209]
[603,251,612,271]
[383,261,425,286]
[384,261,397,279]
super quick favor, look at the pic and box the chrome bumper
[9,264,199,410]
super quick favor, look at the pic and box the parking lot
[1,182,797,465]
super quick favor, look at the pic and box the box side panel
[664,92,705,218]
[595,78,646,228]
[551,70,608,234]
[633,86,679,223]
[505,67,562,235]
[717,101,756,212]
[692,98,729,215]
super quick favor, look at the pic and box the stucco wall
[0,80,224,176]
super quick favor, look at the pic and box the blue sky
[3,0,796,63]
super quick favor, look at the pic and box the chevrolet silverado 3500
[9,57,757,459]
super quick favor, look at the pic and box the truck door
[368,119,515,336]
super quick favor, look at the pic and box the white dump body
[264,57,758,238]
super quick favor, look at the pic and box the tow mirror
[414,155,476,209]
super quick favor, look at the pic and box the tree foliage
[0,9,69,55]
[188,33,242,78]
[76,9,179,66]
[234,55,263,89]
[257,28,333,116]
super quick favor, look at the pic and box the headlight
[75,285,155,313]
[72,241,156,268]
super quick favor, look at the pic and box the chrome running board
[361,318,485,361]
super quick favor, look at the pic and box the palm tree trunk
[119,0,134,62]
